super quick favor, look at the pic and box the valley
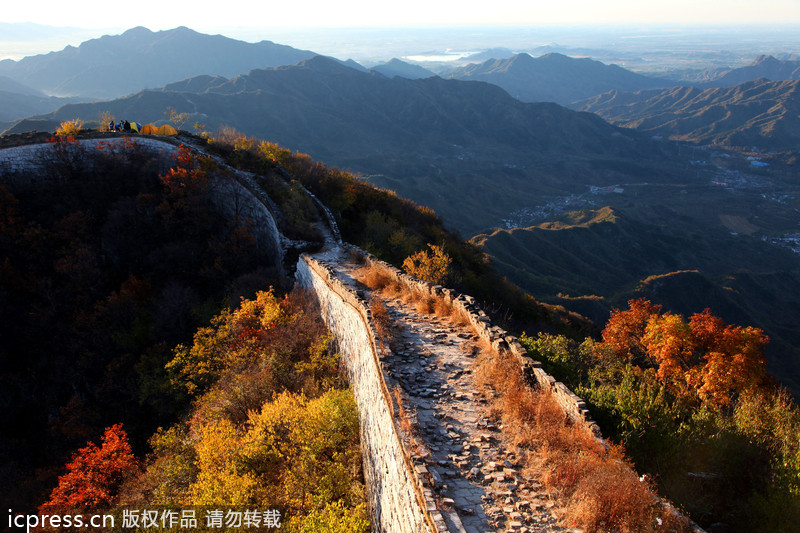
[470,146,800,392]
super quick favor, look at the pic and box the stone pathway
[379,297,568,533]
[316,251,573,533]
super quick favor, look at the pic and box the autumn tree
[187,419,256,505]
[129,290,365,529]
[98,111,114,131]
[601,298,662,365]
[56,118,84,136]
[166,288,333,396]
[165,106,189,129]
[598,299,768,409]
[687,309,768,408]
[402,243,452,285]
[39,424,138,512]
[241,389,362,513]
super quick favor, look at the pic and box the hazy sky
[3,0,800,29]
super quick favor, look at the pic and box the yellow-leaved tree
[402,243,452,285]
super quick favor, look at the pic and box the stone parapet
[296,255,448,533]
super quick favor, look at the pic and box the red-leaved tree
[39,423,138,512]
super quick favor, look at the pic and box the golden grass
[392,386,415,436]
[474,350,691,533]
[357,263,402,296]
[355,262,469,326]
[370,297,395,352]
[413,293,436,315]
[392,386,425,457]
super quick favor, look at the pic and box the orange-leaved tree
[601,298,663,366]
[599,299,768,408]
[39,423,138,512]
[687,309,768,408]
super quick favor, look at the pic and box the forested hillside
[577,79,800,151]
[1,128,590,522]
[0,135,292,510]
[472,207,800,394]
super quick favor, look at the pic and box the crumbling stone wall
[296,255,448,533]
[351,245,601,434]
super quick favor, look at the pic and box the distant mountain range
[577,78,800,150]
[0,75,44,96]
[371,59,435,79]
[0,26,316,98]
[0,74,84,124]
[9,55,677,234]
[701,55,800,87]
[441,53,673,105]
[0,91,83,123]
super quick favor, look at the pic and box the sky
[2,0,799,62]
[2,0,800,30]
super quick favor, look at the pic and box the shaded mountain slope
[0,91,83,122]
[705,55,800,87]
[371,58,436,79]
[577,79,800,150]
[443,52,672,105]
[470,207,791,299]
[472,207,800,393]
[0,75,44,96]
[15,56,678,234]
[0,26,316,98]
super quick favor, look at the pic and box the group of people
[108,119,140,133]
[105,119,178,136]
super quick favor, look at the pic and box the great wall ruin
[0,134,698,533]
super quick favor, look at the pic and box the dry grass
[392,386,424,456]
[413,293,436,315]
[392,386,416,436]
[346,247,367,265]
[475,350,692,533]
[370,298,395,352]
[357,263,402,296]
[355,262,469,327]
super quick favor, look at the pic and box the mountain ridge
[702,54,800,87]
[7,55,679,234]
[442,52,674,105]
[371,58,436,79]
[0,26,316,98]
[576,78,800,150]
